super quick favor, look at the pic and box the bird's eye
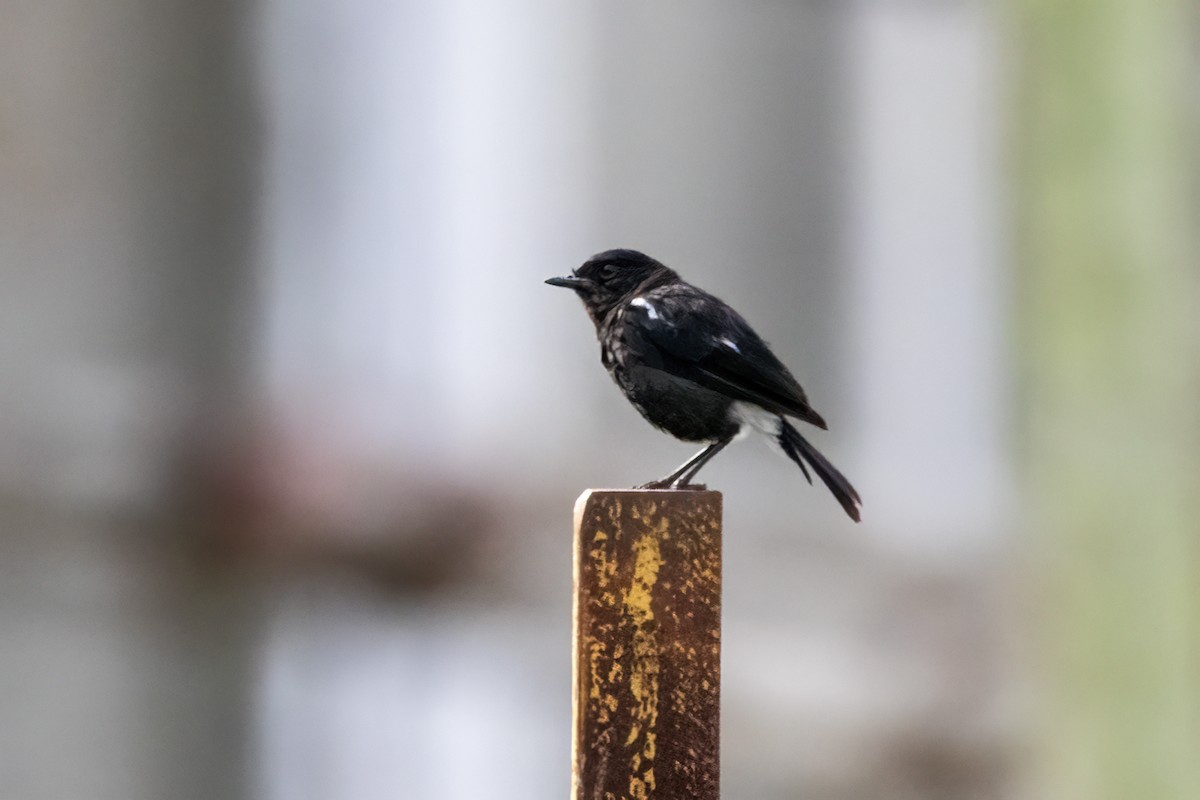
[598,265,618,281]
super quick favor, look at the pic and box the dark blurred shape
[189,417,500,594]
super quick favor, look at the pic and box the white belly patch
[728,401,781,440]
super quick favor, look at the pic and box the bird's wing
[621,287,828,429]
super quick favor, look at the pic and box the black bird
[546,248,861,522]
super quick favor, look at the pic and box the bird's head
[546,249,676,323]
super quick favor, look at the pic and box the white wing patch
[630,297,659,320]
[719,337,741,353]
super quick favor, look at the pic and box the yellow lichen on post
[572,489,722,800]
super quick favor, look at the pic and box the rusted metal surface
[572,489,722,800]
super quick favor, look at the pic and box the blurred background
[1,1,1195,799]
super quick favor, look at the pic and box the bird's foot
[636,479,707,491]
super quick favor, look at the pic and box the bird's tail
[777,419,862,522]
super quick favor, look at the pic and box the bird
[546,248,861,522]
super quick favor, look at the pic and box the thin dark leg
[638,437,733,490]
[675,437,732,486]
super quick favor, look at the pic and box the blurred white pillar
[257,0,443,461]
[844,1,1010,553]
[432,0,600,478]
[253,4,596,800]
[256,0,598,479]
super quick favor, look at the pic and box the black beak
[545,275,588,289]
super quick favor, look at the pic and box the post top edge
[574,488,723,517]
[576,488,723,498]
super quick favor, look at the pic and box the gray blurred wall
[1,2,255,799]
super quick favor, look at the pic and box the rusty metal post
[572,489,722,800]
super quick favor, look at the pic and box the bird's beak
[545,275,588,290]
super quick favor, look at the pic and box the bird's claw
[636,480,707,491]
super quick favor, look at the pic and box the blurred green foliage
[1017,0,1200,798]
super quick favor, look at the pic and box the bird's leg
[674,437,733,487]
[638,437,733,490]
